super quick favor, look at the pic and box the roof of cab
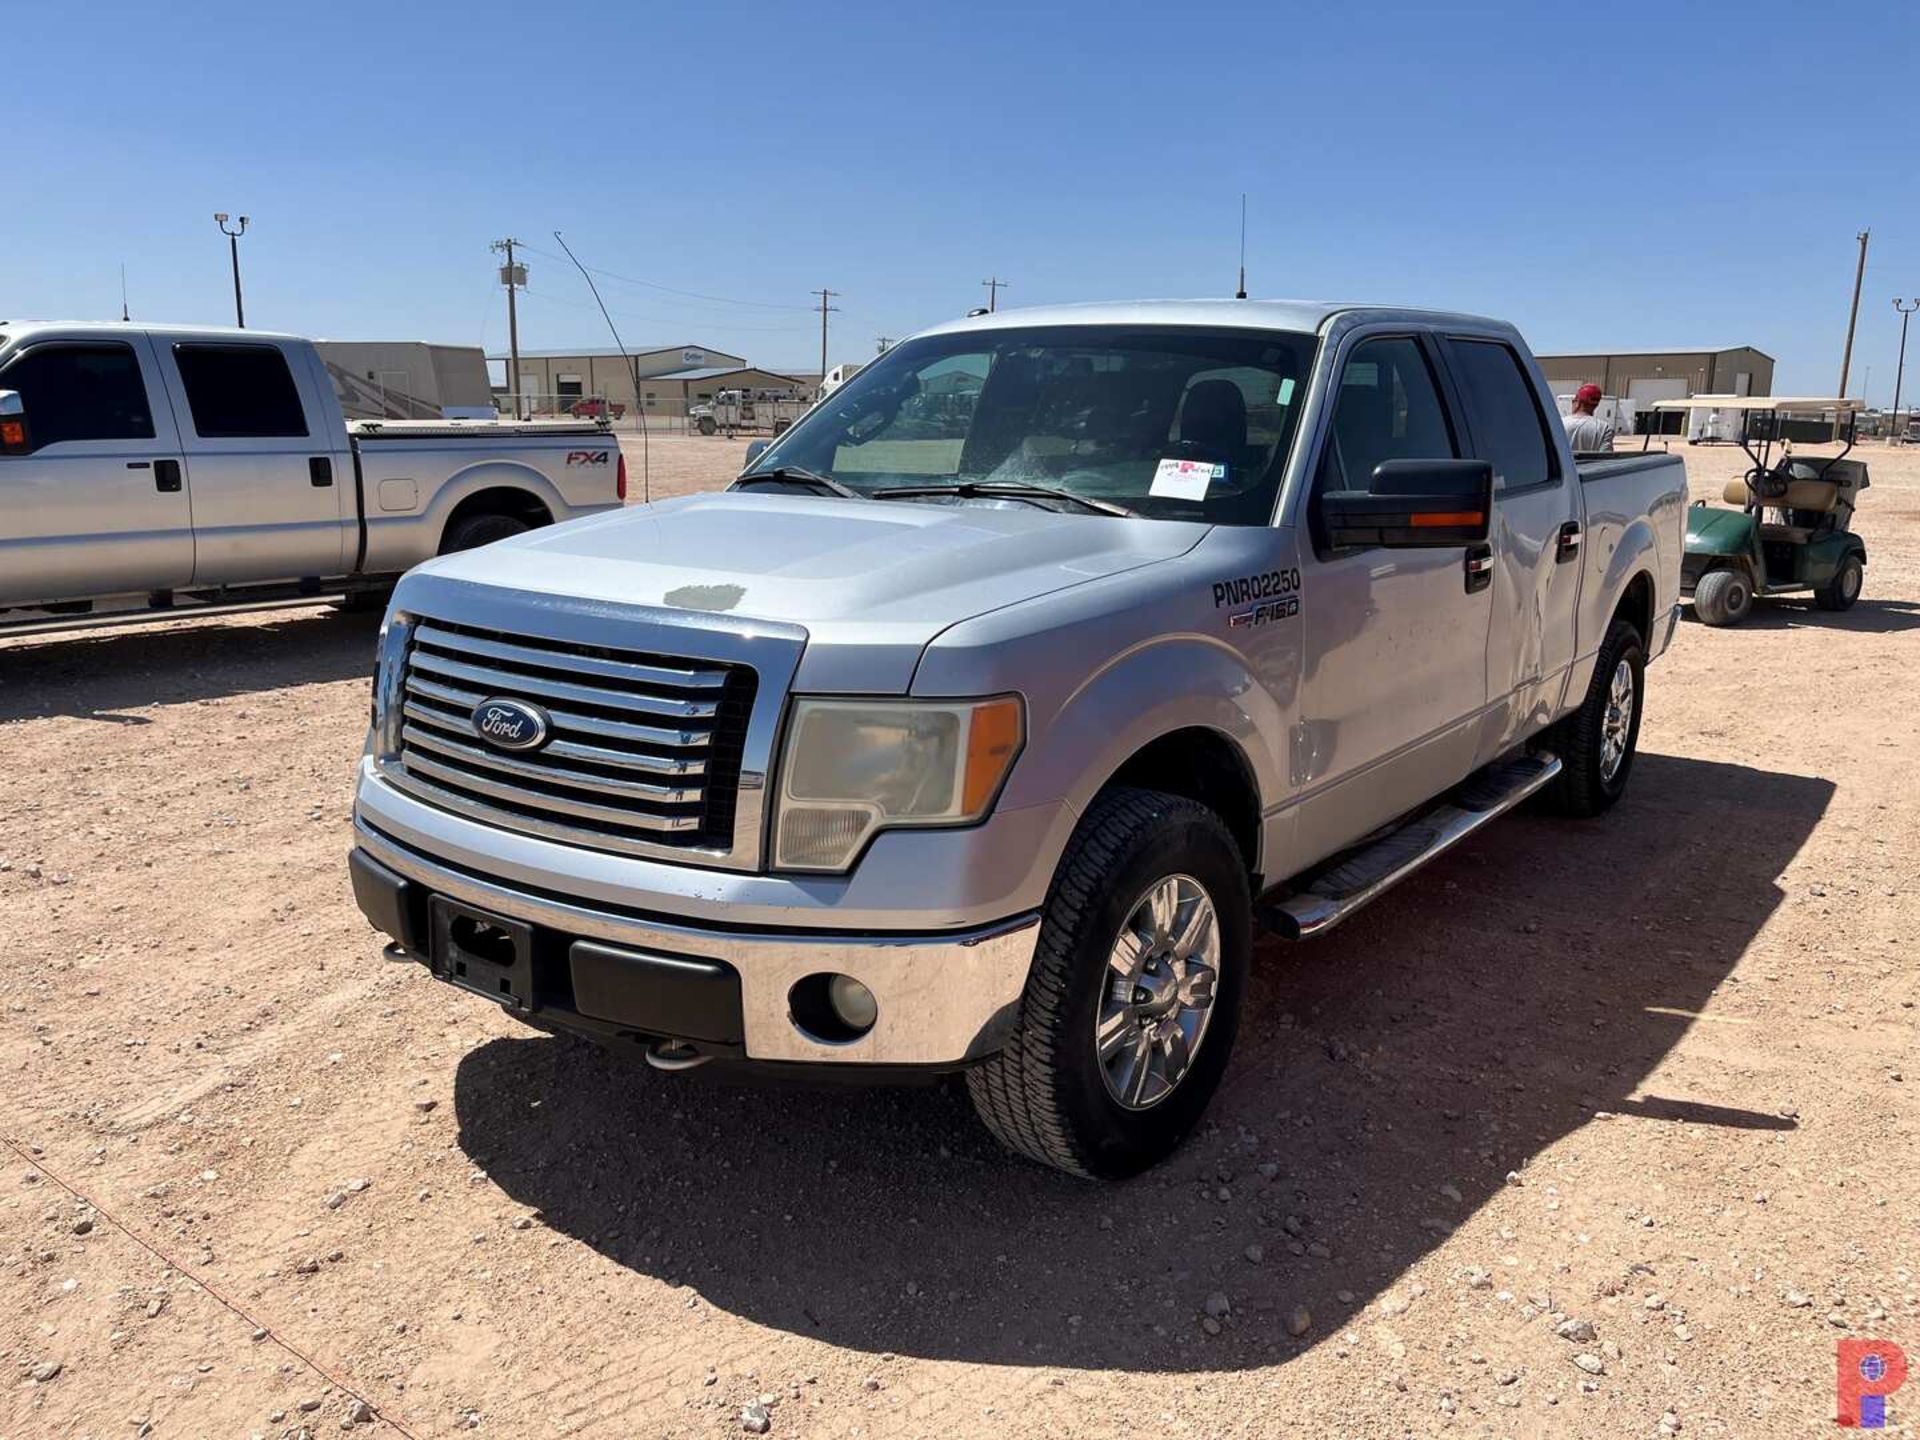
[914,297,1512,340]
[0,320,307,344]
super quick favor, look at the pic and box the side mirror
[1320,458,1493,548]
[743,439,769,467]
[0,390,26,455]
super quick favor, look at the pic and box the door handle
[1556,521,1583,563]
[309,456,334,487]
[1465,542,1494,594]
[153,459,182,493]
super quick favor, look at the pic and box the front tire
[966,788,1250,1179]
[1815,554,1863,611]
[1692,567,1753,626]
[1544,617,1645,819]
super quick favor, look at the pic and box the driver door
[1289,332,1494,868]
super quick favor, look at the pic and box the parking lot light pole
[214,213,249,328]
[1893,299,1918,444]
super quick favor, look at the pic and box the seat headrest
[1178,379,1248,453]
[1725,475,1841,512]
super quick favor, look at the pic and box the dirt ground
[3,432,1917,1440]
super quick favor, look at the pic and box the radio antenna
[551,230,649,503]
[1235,195,1248,300]
[120,263,131,322]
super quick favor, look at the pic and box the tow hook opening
[788,973,878,1045]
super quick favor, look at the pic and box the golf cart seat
[1721,475,1842,512]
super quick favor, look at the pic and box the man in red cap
[1563,383,1616,453]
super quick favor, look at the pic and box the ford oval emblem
[471,697,551,752]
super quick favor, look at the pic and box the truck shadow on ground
[1683,598,1920,634]
[453,753,1830,1373]
[0,605,378,722]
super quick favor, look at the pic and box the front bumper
[352,823,1041,1067]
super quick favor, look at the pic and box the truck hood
[410,492,1209,691]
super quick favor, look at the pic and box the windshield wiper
[734,466,865,500]
[871,480,1136,518]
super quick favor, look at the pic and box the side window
[0,343,155,449]
[173,344,310,438]
[1448,339,1557,490]
[1314,336,1455,498]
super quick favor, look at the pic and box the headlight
[772,696,1024,872]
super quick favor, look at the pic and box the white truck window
[173,343,310,439]
[0,343,155,449]
[1448,338,1558,490]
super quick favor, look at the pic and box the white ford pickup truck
[349,300,1686,1177]
[0,322,623,619]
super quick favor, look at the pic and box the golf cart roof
[1651,395,1863,412]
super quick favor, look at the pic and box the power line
[513,242,812,311]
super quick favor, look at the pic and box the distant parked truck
[689,389,808,437]
[0,323,625,621]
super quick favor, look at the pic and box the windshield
[746,324,1317,524]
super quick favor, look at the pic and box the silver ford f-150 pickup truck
[350,300,1685,1177]
[0,322,622,620]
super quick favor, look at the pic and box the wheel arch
[439,481,556,547]
[1096,727,1265,883]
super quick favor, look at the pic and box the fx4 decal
[565,450,611,466]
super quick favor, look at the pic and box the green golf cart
[1659,397,1871,626]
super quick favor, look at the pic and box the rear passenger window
[173,344,309,438]
[0,342,154,449]
[1449,339,1557,490]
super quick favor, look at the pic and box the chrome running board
[1259,752,1562,941]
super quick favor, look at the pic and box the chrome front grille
[390,619,757,858]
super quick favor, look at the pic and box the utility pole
[1838,230,1870,397]
[1894,298,1919,446]
[813,288,839,392]
[875,336,894,355]
[981,276,1008,313]
[492,239,525,418]
[213,213,249,327]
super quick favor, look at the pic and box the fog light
[788,972,878,1043]
[827,974,878,1032]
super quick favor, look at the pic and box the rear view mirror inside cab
[1320,458,1493,548]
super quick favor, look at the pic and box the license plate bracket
[429,896,536,1013]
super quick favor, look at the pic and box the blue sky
[8,1,1919,398]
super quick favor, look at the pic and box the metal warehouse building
[488,345,804,417]
[1533,346,1775,405]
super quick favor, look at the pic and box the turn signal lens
[962,697,1024,813]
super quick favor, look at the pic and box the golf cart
[1660,396,1871,626]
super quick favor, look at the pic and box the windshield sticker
[1276,378,1296,405]
[1151,457,1224,500]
